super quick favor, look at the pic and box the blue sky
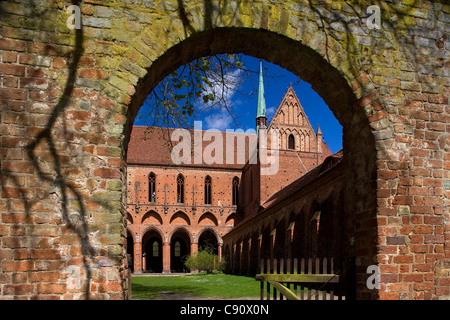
[135,55,343,154]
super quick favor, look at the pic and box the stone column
[134,240,142,273]
[270,229,276,261]
[218,243,222,262]
[191,242,198,255]
[162,241,171,273]
[257,234,262,272]
[190,242,198,273]
[231,244,237,274]
[287,223,294,260]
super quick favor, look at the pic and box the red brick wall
[125,164,240,272]
[0,0,448,300]
[223,156,346,277]
[127,165,242,208]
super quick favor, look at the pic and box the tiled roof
[126,125,255,169]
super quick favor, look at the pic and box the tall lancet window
[232,176,239,206]
[288,134,295,150]
[174,241,181,257]
[204,176,212,205]
[148,172,156,202]
[152,241,159,257]
[177,174,184,204]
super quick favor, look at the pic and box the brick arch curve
[198,227,222,246]
[126,212,134,225]
[126,227,137,243]
[1,0,447,301]
[224,212,238,227]
[118,27,381,299]
[170,211,191,225]
[140,225,165,241]
[198,212,219,226]
[122,27,375,145]
[141,210,163,225]
[168,226,194,244]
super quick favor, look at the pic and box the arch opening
[170,228,191,273]
[142,228,164,273]
[124,26,377,299]
[198,229,219,255]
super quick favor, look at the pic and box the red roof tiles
[127,125,255,169]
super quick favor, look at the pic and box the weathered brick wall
[0,0,448,299]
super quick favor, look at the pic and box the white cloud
[198,68,242,107]
[204,110,233,131]
[199,68,243,131]
[267,106,276,117]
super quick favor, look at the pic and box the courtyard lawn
[131,273,260,300]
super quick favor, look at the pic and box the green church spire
[256,60,267,136]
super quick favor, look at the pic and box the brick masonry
[0,0,448,300]
[125,85,331,275]
[223,151,346,281]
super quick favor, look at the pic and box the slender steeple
[316,124,323,154]
[317,124,322,135]
[256,60,267,136]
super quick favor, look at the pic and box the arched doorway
[198,229,219,255]
[3,0,445,301]
[122,27,377,298]
[170,228,191,273]
[142,228,163,273]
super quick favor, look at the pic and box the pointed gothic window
[174,241,181,257]
[204,176,212,205]
[232,176,239,206]
[288,134,295,150]
[152,241,159,257]
[177,174,184,204]
[305,134,310,152]
[148,172,156,202]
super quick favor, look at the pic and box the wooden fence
[255,257,345,300]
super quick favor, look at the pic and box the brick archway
[122,26,379,297]
[0,0,448,300]
[198,227,222,257]
[141,227,164,273]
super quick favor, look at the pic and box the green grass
[131,273,260,300]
